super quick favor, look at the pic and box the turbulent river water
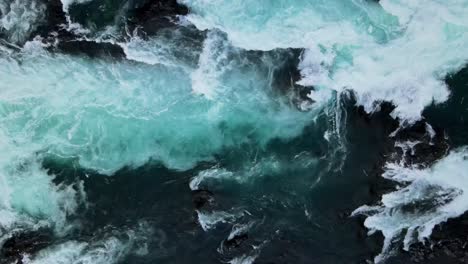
[0,0,468,263]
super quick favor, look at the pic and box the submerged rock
[223,233,249,250]
[192,189,215,210]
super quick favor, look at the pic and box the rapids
[0,0,467,263]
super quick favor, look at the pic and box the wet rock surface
[392,120,449,167]
[346,96,464,264]
[1,0,192,58]
[390,212,468,263]
[57,40,126,59]
[2,2,468,264]
[1,230,52,264]
[127,0,189,35]
[35,0,69,38]
[192,190,215,210]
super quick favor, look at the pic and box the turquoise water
[0,0,468,263]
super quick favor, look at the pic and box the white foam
[190,167,233,190]
[0,31,320,246]
[60,0,92,13]
[59,0,92,35]
[197,210,243,231]
[25,224,151,264]
[1,35,318,173]
[227,222,254,241]
[0,128,85,242]
[228,254,257,264]
[353,147,468,262]
[190,153,318,190]
[180,0,373,50]
[120,34,197,71]
[181,0,468,122]
[191,30,227,99]
[121,36,175,67]
[0,0,46,43]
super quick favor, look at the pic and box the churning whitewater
[0,0,468,263]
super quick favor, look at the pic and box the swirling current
[0,0,468,263]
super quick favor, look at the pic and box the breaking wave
[182,0,468,123]
[1,0,468,263]
[353,148,468,262]
[24,223,152,264]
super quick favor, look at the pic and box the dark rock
[271,49,315,110]
[223,233,249,249]
[345,99,400,206]
[36,1,128,59]
[1,0,192,59]
[67,0,128,32]
[26,0,74,43]
[39,0,69,34]
[127,0,189,36]
[192,190,214,210]
[1,230,53,263]
[271,48,303,88]
[57,0,190,37]
[350,99,449,169]
[392,120,449,166]
[391,210,468,263]
[347,96,455,263]
[56,40,126,59]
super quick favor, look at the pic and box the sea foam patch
[353,148,468,262]
[181,0,468,123]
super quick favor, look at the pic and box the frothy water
[0,41,316,173]
[24,223,152,264]
[0,26,322,263]
[1,0,468,263]
[354,148,468,262]
[0,127,85,240]
[182,0,468,123]
[0,0,46,43]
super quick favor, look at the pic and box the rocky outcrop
[402,212,468,263]
[1,230,52,264]
[126,0,189,36]
[1,0,192,58]
[391,120,449,167]
[56,40,126,59]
